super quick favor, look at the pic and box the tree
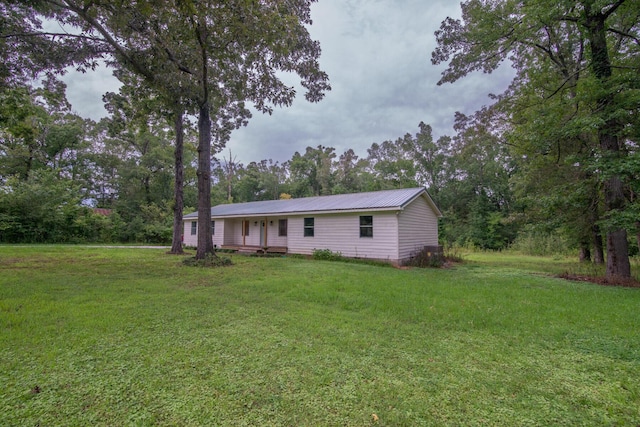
[288,145,337,197]
[6,0,330,259]
[366,137,419,189]
[0,2,104,88]
[436,110,517,248]
[100,89,178,243]
[333,149,367,194]
[410,122,448,198]
[432,0,639,278]
[0,78,89,183]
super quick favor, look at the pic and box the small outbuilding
[183,187,442,265]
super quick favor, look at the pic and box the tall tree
[436,110,516,249]
[6,0,330,260]
[366,136,419,189]
[333,149,367,194]
[432,0,639,278]
[0,78,88,183]
[140,0,330,259]
[288,145,337,197]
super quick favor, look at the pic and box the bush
[182,253,233,268]
[403,246,445,268]
[312,248,344,261]
[510,230,571,256]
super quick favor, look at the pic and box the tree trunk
[584,5,630,278]
[196,102,215,259]
[588,187,604,264]
[592,222,605,265]
[600,152,630,277]
[579,245,591,263]
[169,109,185,255]
[606,229,630,278]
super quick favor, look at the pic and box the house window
[190,221,197,235]
[303,217,314,237]
[211,220,215,235]
[242,220,250,236]
[278,219,288,237]
[360,215,373,238]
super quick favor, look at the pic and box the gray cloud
[227,0,514,163]
[62,64,119,120]
[61,1,514,164]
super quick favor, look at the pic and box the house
[183,187,442,265]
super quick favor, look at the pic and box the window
[211,220,215,235]
[190,221,197,235]
[360,215,373,238]
[278,219,288,237]
[303,217,314,237]
[242,220,250,236]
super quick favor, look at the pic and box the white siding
[223,219,237,245]
[183,220,198,247]
[212,219,224,248]
[397,195,439,262]
[265,217,288,247]
[287,212,400,262]
[182,219,224,247]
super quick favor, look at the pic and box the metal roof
[184,187,442,219]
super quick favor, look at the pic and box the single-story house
[183,187,442,265]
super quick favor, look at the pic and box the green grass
[465,251,640,280]
[1,246,639,426]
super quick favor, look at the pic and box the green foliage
[311,248,392,267]
[510,229,572,256]
[182,253,233,267]
[0,171,80,243]
[312,248,344,261]
[432,0,640,277]
[403,246,445,268]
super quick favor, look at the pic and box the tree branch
[602,0,626,19]
[0,31,107,45]
[607,27,640,45]
[53,0,156,82]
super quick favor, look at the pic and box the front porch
[220,217,288,251]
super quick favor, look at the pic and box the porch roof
[184,187,441,219]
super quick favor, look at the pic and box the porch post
[242,220,246,247]
[264,217,268,248]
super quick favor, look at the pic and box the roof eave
[208,206,402,219]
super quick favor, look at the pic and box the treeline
[1,75,639,259]
[0,78,510,248]
[0,81,184,244]
[215,115,518,252]
[0,78,583,252]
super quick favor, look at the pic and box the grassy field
[1,246,639,426]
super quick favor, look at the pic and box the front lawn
[1,246,638,425]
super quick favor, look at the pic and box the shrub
[510,230,571,256]
[404,246,445,268]
[182,253,233,268]
[312,248,344,261]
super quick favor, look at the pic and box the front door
[260,220,267,247]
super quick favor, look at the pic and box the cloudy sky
[62,0,514,164]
